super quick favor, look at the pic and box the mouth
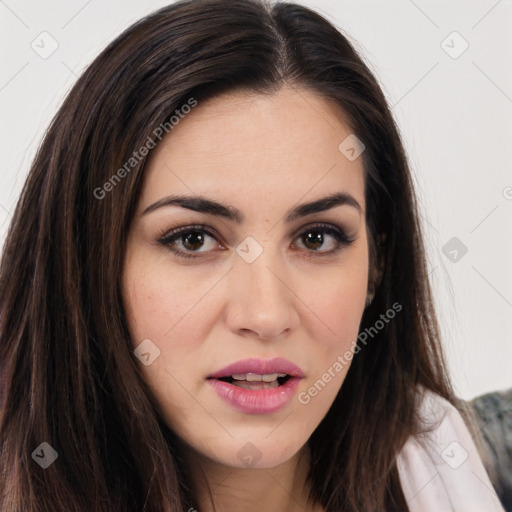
[206,357,304,414]
[207,356,304,384]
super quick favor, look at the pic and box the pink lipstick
[207,357,304,414]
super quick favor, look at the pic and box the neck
[183,443,322,512]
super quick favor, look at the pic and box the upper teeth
[231,372,287,382]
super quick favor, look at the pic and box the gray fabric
[466,388,512,512]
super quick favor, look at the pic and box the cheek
[321,273,367,328]
[122,259,214,430]
[123,254,214,347]
[304,249,368,343]
[122,253,221,401]
[296,247,369,400]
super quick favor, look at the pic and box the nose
[224,248,300,341]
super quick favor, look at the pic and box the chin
[210,438,305,470]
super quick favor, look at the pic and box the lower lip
[207,377,302,414]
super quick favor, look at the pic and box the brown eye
[157,225,222,259]
[294,224,354,255]
[302,230,325,250]
[181,231,206,251]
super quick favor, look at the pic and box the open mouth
[214,373,293,390]
[206,362,303,414]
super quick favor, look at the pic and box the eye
[156,224,222,259]
[292,223,355,256]
[156,222,355,260]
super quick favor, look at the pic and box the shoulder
[396,388,505,512]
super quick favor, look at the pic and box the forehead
[139,85,365,214]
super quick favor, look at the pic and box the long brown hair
[0,0,457,510]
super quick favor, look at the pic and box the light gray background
[1,0,511,400]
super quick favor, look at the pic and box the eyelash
[156,223,355,260]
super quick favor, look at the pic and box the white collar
[397,389,505,511]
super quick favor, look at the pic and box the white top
[397,390,505,512]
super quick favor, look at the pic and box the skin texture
[122,85,369,512]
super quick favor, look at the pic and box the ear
[366,233,386,307]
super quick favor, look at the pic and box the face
[122,85,369,470]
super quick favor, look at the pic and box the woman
[0,0,505,510]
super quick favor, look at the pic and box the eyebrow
[142,191,362,223]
